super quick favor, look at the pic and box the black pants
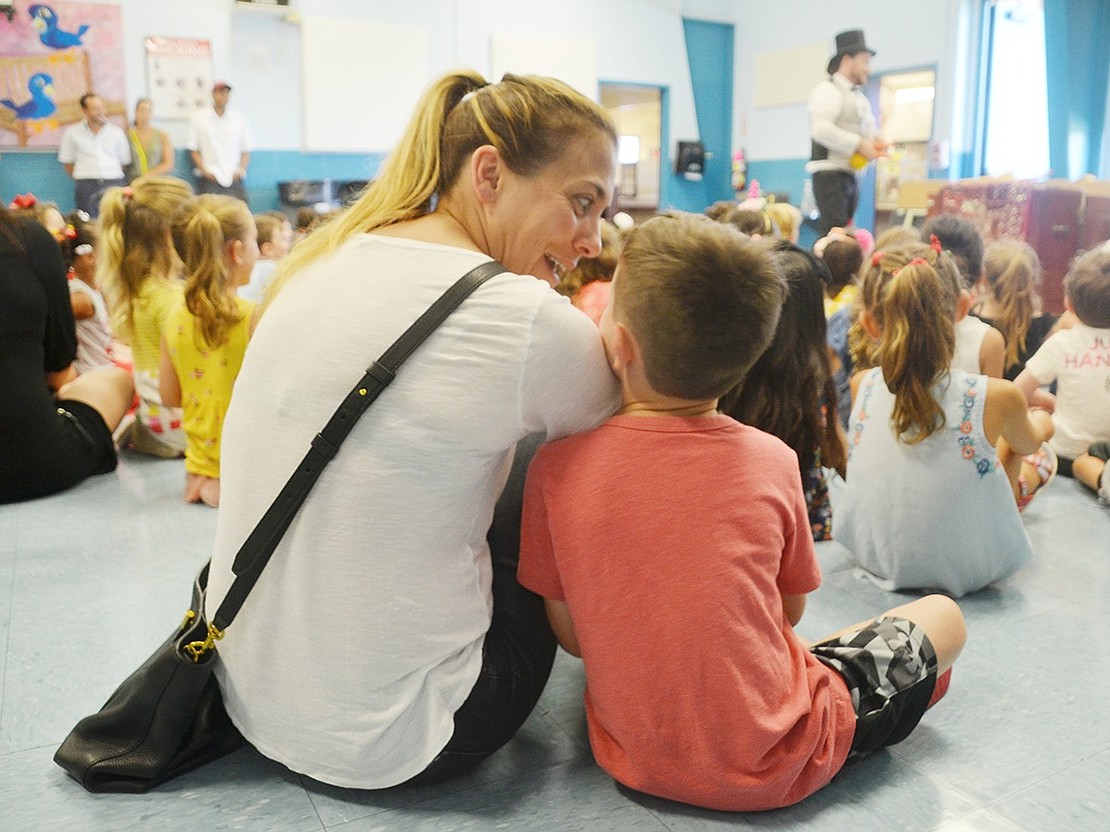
[195,177,250,206]
[75,177,126,218]
[812,169,859,235]
[405,433,557,785]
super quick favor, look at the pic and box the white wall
[89,0,719,156]
[77,0,981,169]
[732,0,978,165]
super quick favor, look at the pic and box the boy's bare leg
[810,594,966,675]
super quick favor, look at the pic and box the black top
[0,218,77,446]
[976,312,1057,381]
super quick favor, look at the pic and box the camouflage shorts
[811,616,939,762]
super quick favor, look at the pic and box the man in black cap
[187,81,254,204]
[806,30,885,234]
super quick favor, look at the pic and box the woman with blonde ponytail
[203,71,620,787]
[159,195,257,507]
[973,239,1058,380]
[97,175,193,456]
[835,242,1055,597]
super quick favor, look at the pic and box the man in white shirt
[188,81,253,205]
[57,93,130,218]
[806,30,885,234]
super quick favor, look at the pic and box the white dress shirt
[57,120,130,179]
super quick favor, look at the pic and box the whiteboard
[754,42,828,108]
[490,33,598,98]
[300,17,429,153]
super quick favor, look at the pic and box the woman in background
[126,98,175,181]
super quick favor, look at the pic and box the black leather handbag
[54,261,506,793]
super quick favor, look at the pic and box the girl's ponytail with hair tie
[892,257,929,277]
[929,234,944,255]
[121,186,134,201]
[871,250,884,267]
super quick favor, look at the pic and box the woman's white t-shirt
[205,235,618,787]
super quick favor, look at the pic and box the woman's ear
[471,145,502,205]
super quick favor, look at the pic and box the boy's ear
[605,320,641,373]
[859,308,882,341]
[471,145,502,205]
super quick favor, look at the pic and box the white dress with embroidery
[833,368,1032,597]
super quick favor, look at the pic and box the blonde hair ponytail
[96,175,193,340]
[859,244,962,444]
[983,239,1039,369]
[264,70,616,309]
[171,194,251,349]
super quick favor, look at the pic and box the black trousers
[812,169,859,235]
[405,433,557,785]
[195,177,250,206]
[75,177,126,218]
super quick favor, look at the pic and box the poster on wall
[0,0,126,147]
[144,37,213,121]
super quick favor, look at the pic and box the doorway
[864,67,937,230]
[599,83,663,221]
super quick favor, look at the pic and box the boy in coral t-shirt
[517,213,967,812]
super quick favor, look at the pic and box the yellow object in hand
[850,152,869,170]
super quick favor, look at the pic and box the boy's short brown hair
[1064,248,1110,328]
[614,212,785,400]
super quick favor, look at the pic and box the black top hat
[827,29,876,75]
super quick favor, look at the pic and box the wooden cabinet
[927,180,1108,315]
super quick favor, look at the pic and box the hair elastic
[892,256,930,277]
[871,250,884,267]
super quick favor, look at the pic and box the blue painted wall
[669,18,733,213]
[0,150,384,214]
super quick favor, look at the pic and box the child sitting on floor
[240,210,293,304]
[159,194,258,507]
[518,212,966,812]
[721,240,846,541]
[974,239,1058,381]
[921,214,1005,378]
[835,243,1054,598]
[1014,248,1110,504]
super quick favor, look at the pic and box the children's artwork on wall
[144,37,213,121]
[0,0,125,147]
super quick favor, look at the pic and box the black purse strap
[211,259,507,630]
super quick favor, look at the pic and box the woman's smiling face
[486,127,617,285]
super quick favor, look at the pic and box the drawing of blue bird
[29,5,89,49]
[1,73,57,120]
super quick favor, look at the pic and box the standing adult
[126,98,175,181]
[204,70,620,788]
[57,93,130,218]
[0,203,132,504]
[188,81,252,204]
[807,30,884,235]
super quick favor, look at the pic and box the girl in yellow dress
[98,176,194,456]
[159,195,258,507]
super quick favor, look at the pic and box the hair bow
[9,193,37,210]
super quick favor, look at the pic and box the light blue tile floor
[0,453,1106,831]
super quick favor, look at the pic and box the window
[981,0,1050,178]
